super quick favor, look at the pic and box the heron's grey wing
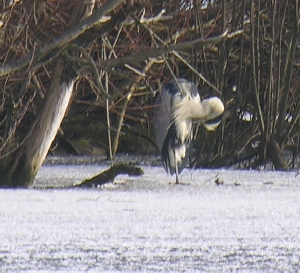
[153,88,173,152]
[174,78,199,98]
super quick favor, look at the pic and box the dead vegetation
[0,0,299,187]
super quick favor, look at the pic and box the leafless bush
[0,0,299,171]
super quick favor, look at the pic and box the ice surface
[1,165,300,271]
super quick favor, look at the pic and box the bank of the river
[1,165,299,271]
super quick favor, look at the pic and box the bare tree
[0,0,299,188]
[0,0,127,187]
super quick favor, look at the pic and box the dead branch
[172,51,221,95]
[122,8,173,25]
[98,29,244,69]
[111,58,156,157]
[74,164,143,188]
[0,0,126,77]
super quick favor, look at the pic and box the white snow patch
[0,165,299,271]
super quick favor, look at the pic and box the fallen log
[74,164,143,188]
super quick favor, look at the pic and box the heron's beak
[203,121,221,131]
[203,113,223,131]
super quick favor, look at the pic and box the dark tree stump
[267,139,288,171]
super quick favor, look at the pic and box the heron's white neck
[173,96,224,125]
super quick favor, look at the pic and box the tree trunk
[267,139,288,171]
[2,61,75,188]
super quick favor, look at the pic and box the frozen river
[1,163,300,271]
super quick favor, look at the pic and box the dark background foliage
[0,0,299,170]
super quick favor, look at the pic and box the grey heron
[153,78,224,183]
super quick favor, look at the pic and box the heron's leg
[171,146,180,183]
[174,150,179,184]
[175,171,179,183]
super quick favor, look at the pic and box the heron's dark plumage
[163,81,179,96]
[161,123,192,175]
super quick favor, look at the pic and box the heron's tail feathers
[162,142,191,176]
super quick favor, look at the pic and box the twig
[0,0,126,77]
[99,29,234,69]
[122,8,173,25]
[111,58,156,156]
[172,50,222,95]
[124,64,146,77]
[67,44,108,98]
